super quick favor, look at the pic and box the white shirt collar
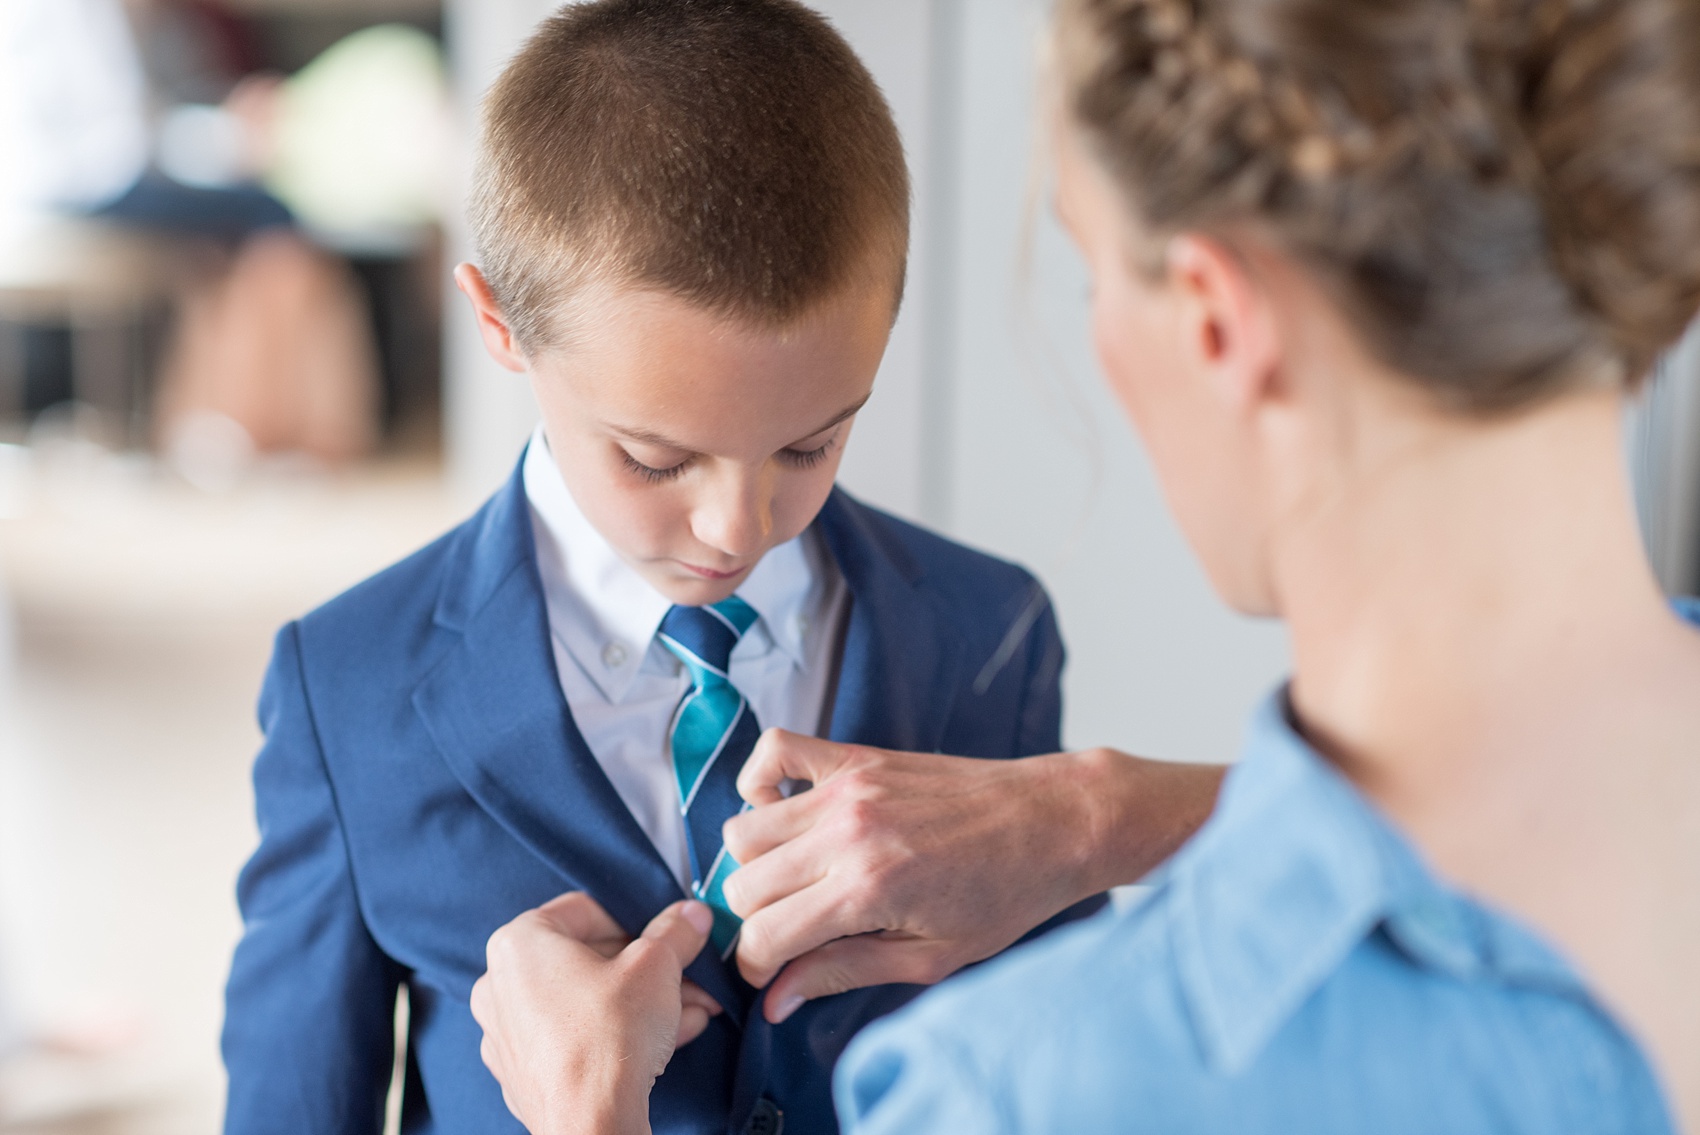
[522,426,822,702]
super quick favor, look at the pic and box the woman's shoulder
[837,878,1672,1135]
[834,693,1679,1135]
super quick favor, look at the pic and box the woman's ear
[1164,235,1282,416]
[454,263,530,373]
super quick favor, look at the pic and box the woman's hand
[722,730,1224,1024]
[470,894,719,1135]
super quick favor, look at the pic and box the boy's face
[458,267,894,607]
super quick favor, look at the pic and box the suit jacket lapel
[411,467,749,1023]
[815,489,965,753]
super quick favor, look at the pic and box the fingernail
[681,901,714,934]
[771,994,804,1024]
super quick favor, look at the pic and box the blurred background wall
[0,1,1697,1132]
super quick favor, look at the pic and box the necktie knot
[658,595,759,678]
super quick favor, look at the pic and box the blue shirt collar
[1167,690,1585,1075]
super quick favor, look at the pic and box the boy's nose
[693,476,775,559]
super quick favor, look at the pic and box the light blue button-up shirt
[836,600,1699,1134]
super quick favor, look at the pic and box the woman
[472,0,1700,1130]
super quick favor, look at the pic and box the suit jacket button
[743,1098,783,1135]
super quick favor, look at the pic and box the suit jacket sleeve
[1012,585,1066,758]
[222,622,401,1135]
[1008,585,1110,931]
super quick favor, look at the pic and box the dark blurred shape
[100,173,293,242]
[21,328,74,417]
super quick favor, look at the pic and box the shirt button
[601,641,628,669]
[742,1099,783,1135]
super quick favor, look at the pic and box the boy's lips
[677,561,749,581]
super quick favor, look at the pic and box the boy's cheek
[772,469,839,544]
[587,485,688,562]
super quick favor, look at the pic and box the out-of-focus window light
[266,24,450,235]
[156,104,251,191]
[0,0,149,214]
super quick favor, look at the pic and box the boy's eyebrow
[609,393,872,452]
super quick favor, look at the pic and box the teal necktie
[657,596,762,956]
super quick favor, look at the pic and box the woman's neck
[1275,388,1681,813]
[1274,385,1700,1133]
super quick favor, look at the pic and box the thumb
[737,729,855,806]
[638,901,715,971]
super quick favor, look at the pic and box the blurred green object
[267,24,449,234]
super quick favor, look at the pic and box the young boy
[220,3,1101,1133]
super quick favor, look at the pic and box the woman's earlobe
[1169,235,1283,412]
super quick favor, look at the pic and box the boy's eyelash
[621,436,836,481]
[779,439,835,468]
[621,450,690,483]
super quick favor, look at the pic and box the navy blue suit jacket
[222,464,1103,1135]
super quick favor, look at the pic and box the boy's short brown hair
[471,0,911,354]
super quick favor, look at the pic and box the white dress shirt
[523,427,848,892]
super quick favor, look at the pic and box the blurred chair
[0,213,166,442]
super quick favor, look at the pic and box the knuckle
[840,795,882,840]
[751,728,790,767]
[734,920,768,961]
[484,923,515,966]
[844,870,883,913]
[736,933,776,979]
[843,763,881,795]
[721,820,751,860]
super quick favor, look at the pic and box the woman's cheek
[1093,304,1148,426]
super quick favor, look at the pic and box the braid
[1057,0,1700,408]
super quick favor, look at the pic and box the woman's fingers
[722,788,825,866]
[680,979,723,1018]
[721,817,831,918]
[737,729,864,805]
[677,1004,712,1048]
[675,980,723,1050]
[469,973,492,1031]
[733,879,877,989]
[760,935,956,1024]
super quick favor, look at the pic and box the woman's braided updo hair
[1055,0,1700,411]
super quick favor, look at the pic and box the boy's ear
[1165,235,1282,416]
[454,263,529,373]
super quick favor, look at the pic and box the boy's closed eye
[617,427,845,485]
